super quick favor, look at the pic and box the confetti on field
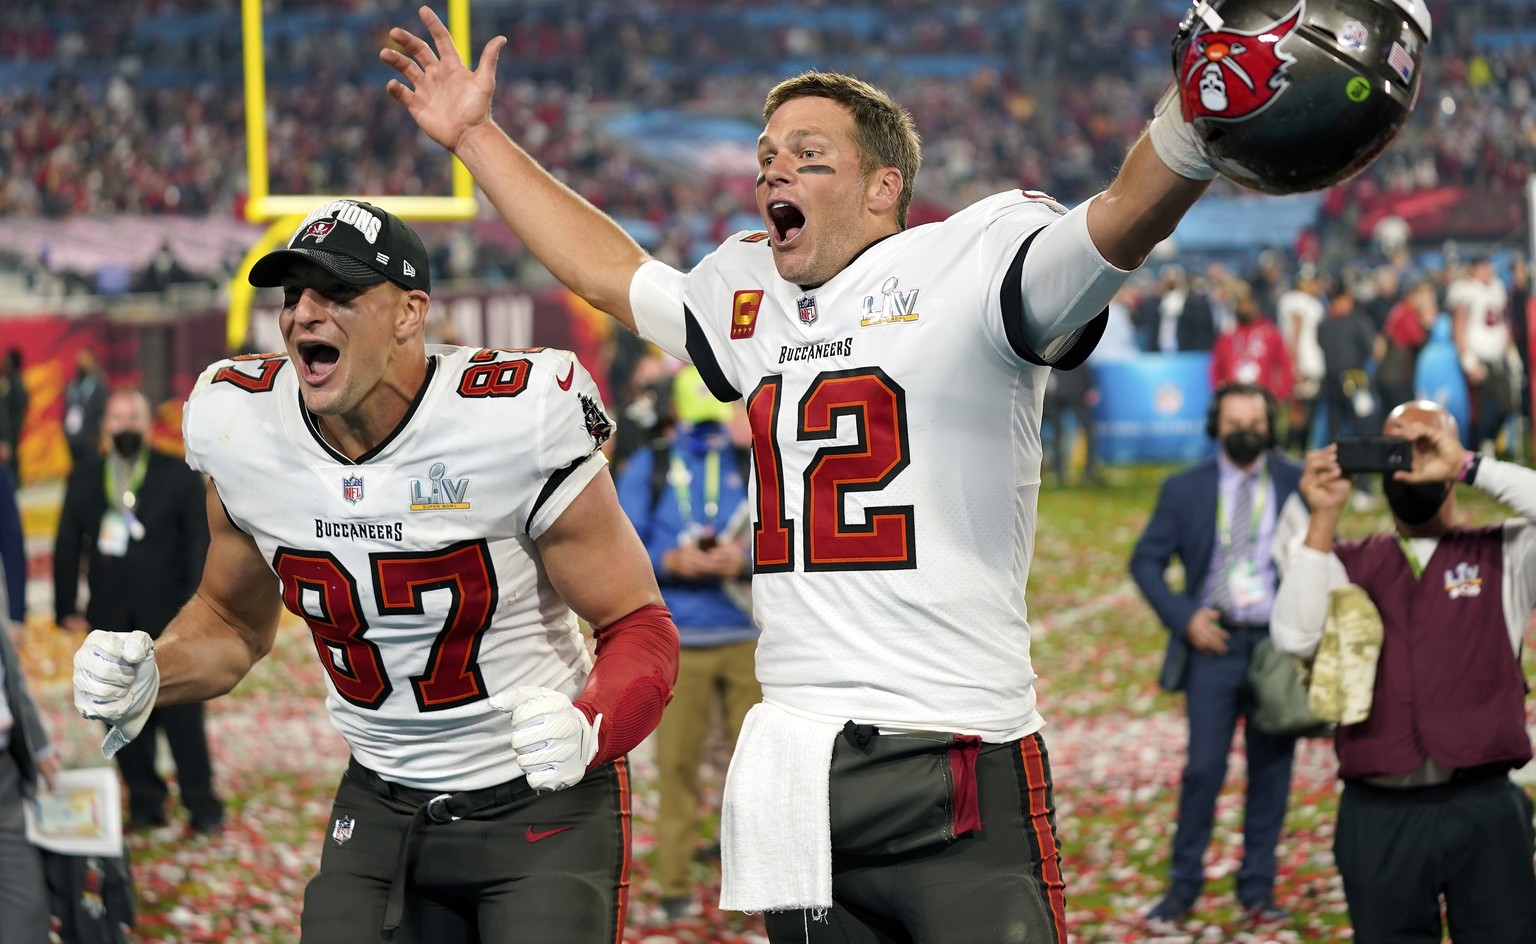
[22,467,1536,942]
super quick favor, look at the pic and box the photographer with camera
[1271,399,1536,943]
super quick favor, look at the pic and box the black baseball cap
[249,199,431,294]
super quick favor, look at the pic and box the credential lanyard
[1216,465,1268,555]
[104,451,149,513]
[668,449,720,529]
[104,451,150,541]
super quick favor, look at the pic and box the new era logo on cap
[249,199,431,294]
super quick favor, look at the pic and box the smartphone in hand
[1335,436,1411,474]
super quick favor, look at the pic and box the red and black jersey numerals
[212,354,287,393]
[273,540,498,712]
[749,367,916,574]
[456,348,543,399]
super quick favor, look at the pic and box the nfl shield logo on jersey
[797,294,818,325]
[342,475,364,504]
[332,815,355,845]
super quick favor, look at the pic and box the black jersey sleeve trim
[526,452,594,534]
[999,229,1109,370]
[212,482,248,535]
[684,304,742,402]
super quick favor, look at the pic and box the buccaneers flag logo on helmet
[1169,0,1430,194]
[1179,1,1302,123]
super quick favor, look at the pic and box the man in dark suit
[62,348,108,469]
[53,388,222,834]
[3,462,58,944]
[1138,265,1219,354]
[1176,279,1219,353]
[1129,382,1304,925]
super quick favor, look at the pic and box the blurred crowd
[1,0,1533,268]
[1075,247,1535,483]
[3,0,1535,482]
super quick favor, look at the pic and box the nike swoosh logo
[556,364,575,391]
[526,825,573,843]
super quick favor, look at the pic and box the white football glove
[489,686,601,793]
[73,630,160,759]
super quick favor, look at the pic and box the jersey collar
[299,355,439,465]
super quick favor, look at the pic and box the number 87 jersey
[633,191,1112,743]
[183,344,615,791]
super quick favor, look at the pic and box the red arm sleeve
[572,603,679,767]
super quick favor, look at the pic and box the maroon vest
[1333,527,1532,780]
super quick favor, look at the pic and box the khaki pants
[653,639,761,899]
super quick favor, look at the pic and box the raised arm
[1085,96,1214,271]
[1271,446,1351,658]
[381,6,651,330]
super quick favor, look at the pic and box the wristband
[1147,86,1218,181]
[1456,451,1481,485]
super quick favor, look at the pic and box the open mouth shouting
[296,340,341,386]
[767,200,806,247]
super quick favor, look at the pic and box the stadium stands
[0,0,1531,287]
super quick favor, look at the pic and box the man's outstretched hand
[381,5,507,154]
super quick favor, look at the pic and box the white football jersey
[1449,275,1512,363]
[183,344,615,789]
[636,190,1116,740]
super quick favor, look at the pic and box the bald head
[1379,399,1461,535]
[1383,399,1457,440]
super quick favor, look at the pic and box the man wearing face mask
[1271,400,1536,943]
[1130,381,1304,924]
[53,387,223,835]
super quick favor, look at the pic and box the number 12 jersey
[633,190,1117,741]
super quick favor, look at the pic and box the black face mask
[1382,475,1450,525]
[1222,429,1267,467]
[111,431,144,458]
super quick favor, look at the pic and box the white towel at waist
[718,700,842,912]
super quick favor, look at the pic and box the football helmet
[1171,0,1431,194]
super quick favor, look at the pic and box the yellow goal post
[228,0,478,351]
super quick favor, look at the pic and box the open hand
[381,6,508,154]
[1185,606,1229,655]
[1391,420,1467,485]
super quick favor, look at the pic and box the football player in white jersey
[1450,255,1521,455]
[72,198,679,944]
[382,9,1228,941]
